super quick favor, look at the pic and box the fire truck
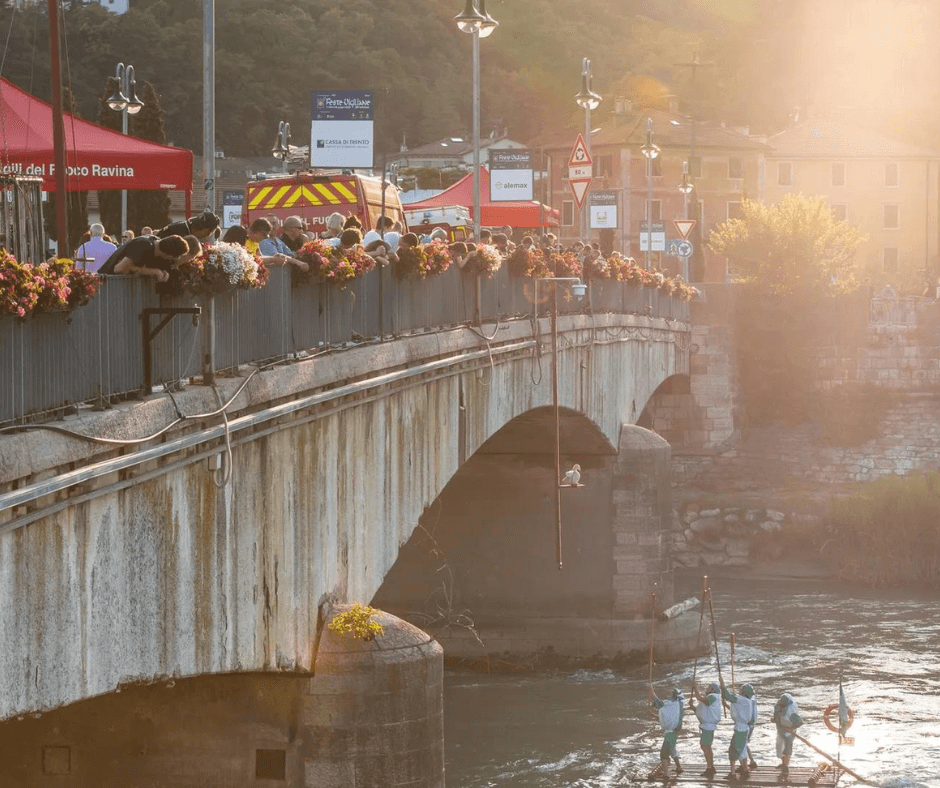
[402,205,471,242]
[241,171,407,234]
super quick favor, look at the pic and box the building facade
[543,101,767,282]
[765,118,940,291]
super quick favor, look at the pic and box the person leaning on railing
[156,211,221,241]
[97,234,190,282]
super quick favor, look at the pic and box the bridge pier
[0,609,444,788]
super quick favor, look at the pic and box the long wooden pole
[792,732,874,785]
[706,588,728,710]
[689,575,708,698]
[730,632,736,687]
[648,588,657,687]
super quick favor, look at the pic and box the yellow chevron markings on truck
[313,182,345,204]
[332,182,357,201]
[283,186,309,208]
[248,186,273,210]
[263,185,293,209]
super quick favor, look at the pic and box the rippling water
[443,575,940,788]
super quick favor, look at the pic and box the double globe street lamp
[106,62,144,236]
[574,58,602,243]
[640,118,660,270]
[454,0,498,322]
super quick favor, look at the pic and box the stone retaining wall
[670,505,823,569]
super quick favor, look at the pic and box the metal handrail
[1,265,689,428]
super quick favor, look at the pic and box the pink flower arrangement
[297,239,375,284]
[0,252,100,319]
[394,241,453,279]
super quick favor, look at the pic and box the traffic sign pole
[568,133,593,238]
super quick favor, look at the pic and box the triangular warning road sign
[673,219,696,240]
[569,178,591,208]
[568,134,593,168]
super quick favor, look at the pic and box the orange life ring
[824,703,853,733]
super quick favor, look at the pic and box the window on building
[727,201,743,220]
[651,200,662,221]
[831,204,848,222]
[777,162,792,186]
[883,204,899,229]
[728,157,743,179]
[594,155,613,178]
[883,248,898,272]
[562,201,574,226]
[832,162,846,187]
[885,163,899,187]
[690,157,702,179]
[650,156,662,177]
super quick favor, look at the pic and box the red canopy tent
[0,77,192,207]
[406,167,559,228]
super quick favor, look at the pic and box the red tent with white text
[406,167,559,227]
[0,77,192,206]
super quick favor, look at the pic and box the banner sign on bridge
[588,190,618,229]
[489,149,533,202]
[310,90,374,168]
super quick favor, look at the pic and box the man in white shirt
[74,223,116,272]
[362,216,401,252]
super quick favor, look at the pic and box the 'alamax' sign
[489,149,533,202]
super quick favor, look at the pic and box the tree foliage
[708,195,866,294]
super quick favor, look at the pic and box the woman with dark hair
[221,225,248,245]
[399,232,419,250]
[157,211,221,241]
[338,228,363,252]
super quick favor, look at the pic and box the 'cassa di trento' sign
[489,149,533,202]
[310,90,374,169]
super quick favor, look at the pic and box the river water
[442,574,940,788]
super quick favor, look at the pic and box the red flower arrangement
[549,251,582,279]
[507,246,551,278]
[462,243,503,278]
[422,240,453,276]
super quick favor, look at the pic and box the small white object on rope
[561,464,582,486]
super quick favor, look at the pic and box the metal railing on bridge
[1,265,689,427]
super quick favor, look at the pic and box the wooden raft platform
[643,763,843,787]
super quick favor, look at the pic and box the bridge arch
[0,313,688,718]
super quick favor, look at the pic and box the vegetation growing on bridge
[826,472,940,588]
[328,604,384,641]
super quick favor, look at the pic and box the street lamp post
[640,118,660,270]
[678,161,694,280]
[455,0,497,324]
[271,121,291,173]
[574,58,602,244]
[106,63,144,235]
[533,276,587,570]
